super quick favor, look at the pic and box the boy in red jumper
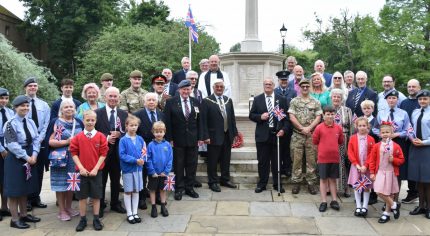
[70,110,109,232]
[312,105,344,212]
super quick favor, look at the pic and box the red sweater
[69,131,109,171]
[367,141,404,176]
[347,134,375,168]
[312,122,344,163]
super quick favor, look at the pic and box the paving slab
[167,189,213,201]
[249,202,291,216]
[290,202,322,217]
[216,201,249,216]
[116,214,190,233]
[316,216,377,235]
[367,217,424,235]
[405,216,430,235]
[168,201,216,216]
[283,192,322,203]
[211,189,272,202]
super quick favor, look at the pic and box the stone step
[199,146,257,161]
[197,159,258,172]
[195,171,293,185]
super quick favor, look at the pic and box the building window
[5,26,10,36]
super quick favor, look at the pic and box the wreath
[232,132,244,148]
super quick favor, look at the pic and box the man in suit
[134,92,165,209]
[314,60,332,87]
[172,57,190,84]
[95,87,128,217]
[345,70,378,117]
[249,78,290,193]
[288,65,305,96]
[164,80,202,200]
[162,68,179,97]
[202,79,238,192]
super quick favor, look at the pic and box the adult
[399,79,421,204]
[187,71,204,104]
[50,78,81,121]
[164,80,202,200]
[172,57,190,84]
[249,78,289,193]
[197,54,232,98]
[202,79,238,192]
[3,95,41,229]
[162,68,179,97]
[345,71,378,117]
[134,92,165,210]
[151,75,169,111]
[95,87,128,218]
[288,65,305,95]
[310,72,331,108]
[408,90,430,219]
[275,70,297,176]
[24,77,50,210]
[286,56,297,82]
[0,88,13,219]
[329,71,348,102]
[76,83,105,120]
[331,89,353,197]
[198,58,209,75]
[98,73,113,103]
[47,100,83,221]
[120,70,148,113]
[288,78,322,195]
[377,74,407,112]
[344,70,355,92]
[314,59,332,87]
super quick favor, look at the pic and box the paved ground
[1,173,429,236]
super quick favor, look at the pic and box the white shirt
[197,70,232,98]
[105,106,117,122]
[180,96,192,118]
[84,129,97,137]
[264,92,275,127]
[61,95,73,103]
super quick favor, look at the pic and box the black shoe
[319,202,328,212]
[127,215,136,224]
[392,204,401,219]
[133,214,141,223]
[401,194,418,204]
[26,202,32,211]
[151,205,158,218]
[361,208,368,217]
[10,220,29,229]
[21,214,41,223]
[194,180,202,188]
[330,200,340,211]
[409,206,426,215]
[220,181,237,189]
[308,185,317,195]
[292,185,300,194]
[209,184,221,192]
[1,209,11,217]
[111,204,127,214]
[254,186,266,193]
[354,208,362,217]
[32,200,47,208]
[138,200,147,210]
[378,214,390,223]
[368,197,378,205]
[185,189,199,198]
[273,185,285,193]
[174,191,182,201]
[161,203,169,217]
[343,192,351,198]
[76,219,87,232]
[93,218,103,231]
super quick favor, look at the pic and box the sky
[1,0,386,53]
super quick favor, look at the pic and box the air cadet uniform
[120,70,148,113]
[0,88,14,198]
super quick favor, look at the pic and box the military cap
[129,70,143,78]
[384,90,399,99]
[151,74,167,84]
[416,90,430,98]
[23,77,37,87]
[299,78,311,86]
[178,80,191,88]
[100,73,113,81]
[12,95,30,107]
[0,88,9,96]
[275,70,291,80]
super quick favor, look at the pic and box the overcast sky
[1,0,385,53]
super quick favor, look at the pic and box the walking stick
[277,136,281,196]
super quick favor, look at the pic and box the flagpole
[189,29,192,68]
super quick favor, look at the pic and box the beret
[151,74,167,84]
[384,90,399,99]
[129,70,142,78]
[299,78,311,86]
[12,95,30,107]
[275,70,290,80]
[416,89,430,98]
[100,73,113,81]
[0,88,9,96]
[23,77,37,87]
[178,80,191,88]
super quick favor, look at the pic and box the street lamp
[280,23,288,70]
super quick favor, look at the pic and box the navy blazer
[172,70,187,84]
[274,86,297,107]
[168,82,179,97]
[322,72,332,87]
[95,107,128,157]
[345,87,378,117]
[134,108,164,144]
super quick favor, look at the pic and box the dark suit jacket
[50,98,82,121]
[274,86,297,107]
[95,107,128,156]
[163,95,202,147]
[201,95,238,146]
[134,108,165,144]
[345,87,378,117]
[172,69,187,84]
[249,93,290,143]
[323,72,332,87]
[168,82,179,97]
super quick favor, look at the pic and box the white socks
[132,193,139,215]
[124,194,132,216]
[391,201,397,210]
[362,191,370,209]
[354,191,362,208]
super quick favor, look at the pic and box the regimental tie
[150,111,156,124]
[354,89,361,108]
[86,132,92,139]
[218,96,228,132]
[109,110,115,130]
[416,108,424,139]
[184,99,190,120]
[22,118,32,146]
[31,99,39,128]
[267,96,274,128]
[1,108,8,128]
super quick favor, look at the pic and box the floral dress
[334,106,353,193]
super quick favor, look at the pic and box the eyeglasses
[333,77,342,80]
[301,85,310,89]
[188,78,197,80]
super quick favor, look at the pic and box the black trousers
[173,146,198,192]
[280,132,292,174]
[256,134,280,188]
[28,145,46,203]
[207,133,231,185]
[101,150,121,206]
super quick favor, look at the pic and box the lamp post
[280,23,287,70]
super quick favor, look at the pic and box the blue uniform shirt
[26,96,50,141]
[412,106,430,146]
[0,106,14,152]
[377,89,407,112]
[146,140,173,176]
[373,107,410,138]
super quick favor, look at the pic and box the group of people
[0,54,429,232]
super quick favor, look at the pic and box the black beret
[276,70,291,80]
[384,90,399,99]
[178,80,191,88]
[0,88,9,96]
[151,74,167,84]
[416,90,430,99]
[23,77,37,87]
[12,95,30,107]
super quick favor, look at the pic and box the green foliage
[76,21,219,92]
[282,45,318,77]
[229,42,241,52]
[126,0,170,26]
[0,34,59,104]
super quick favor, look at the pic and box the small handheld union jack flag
[164,175,176,191]
[141,146,147,162]
[116,117,124,133]
[334,113,341,124]
[54,124,64,141]
[383,140,391,154]
[353,175,372,193]
[352,114,358,122]
[23,163,32,181]
[391,122,399,131]
[272,105,286,121]
[407,123,416,141]
[67,172,81,191]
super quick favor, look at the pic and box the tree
[229,42,241,52]
[0,34,59,103]
[126,0,170,26]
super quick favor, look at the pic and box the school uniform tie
[86,132,92,139]
[416,108,424,139]
[218,96,228,132]
[389,108,395,121]
[184,99,190,120]
[31,99,39,128]
[23,118,32,146]
[267,96,274,128]
[109,110,115,130]
[150,111,156,124]
[1,108,7,128]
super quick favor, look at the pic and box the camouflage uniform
[119,87,148,113]
[99,87,107,103]
[288,96,322,185]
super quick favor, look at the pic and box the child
[347,117,375,217]
[368,121,405,223]
[146,121,173,218]
[69,110,108,232]
[119,115,145,224]
[312,105,344,212]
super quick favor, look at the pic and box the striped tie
[86,132,92,139]
[267,96,274,127]
[354,89,361,108]
[184,99,190,120]
[163,85,168,95]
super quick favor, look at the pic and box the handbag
[49,119,76,168]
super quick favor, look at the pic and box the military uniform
[288,95,322,185]
[119,87,148,113]
[99,87,107,103]
[98,73,114,103]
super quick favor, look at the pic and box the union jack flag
[185,5,199,43]
[383,140,391,154]
[353,175,372,193]
[54,124,64,140]
[272,105,286,121]
[391,122,399,131]
[141,146,147,162]
[23,163,32,181]
[164,175,176,191]
[67,172,81,191]
[407,123,416,140]
[352,114,358,122]
[334,113,341,124]
[116,117,124,133]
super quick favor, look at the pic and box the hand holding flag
[67,172,81,191]
[164,175,176,191]
[407,123,416,141]
[272,105,286,121]
[353,175,372,193]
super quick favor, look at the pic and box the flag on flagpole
[185,5,199,43]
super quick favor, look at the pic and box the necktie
[354,89,361,108]
[23,118,32,146]
[86,132,92,139]
[416,108,424,139]
[218,96,228,132]
[390,108,395,121]
[267,96,274,128]
[109,109,115,130]
[184,99,190,120]
[150,111,156,124]
[31,99,39,128]
[1,108,7,128]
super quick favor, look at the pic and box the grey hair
[199,58,209,65]
[181,57,190,64]
[58,99,76,118]
[186,70,198,79]
[330,88,345,100]
[144,92,159,103]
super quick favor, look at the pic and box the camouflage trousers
[290,132,317,185]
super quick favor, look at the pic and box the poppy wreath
[231,132,244,148]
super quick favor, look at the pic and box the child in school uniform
[119,115,146,224]
[368,121,405,223]
[146,121,173,218]
[347,117,375,217]
[69,110,109,232]
[312,105,344,212]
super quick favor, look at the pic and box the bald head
[209,55,220,72]
[407,79,421,97]
[293,65,304,80]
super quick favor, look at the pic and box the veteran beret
[0,88,9,97]
[275,70,290,80]
[299,78,311,86]
[178,80,191,88]
[12,95,30,107]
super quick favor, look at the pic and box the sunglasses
[155,82,165,85]
[301,85,310,88]
[333,77,342,80]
